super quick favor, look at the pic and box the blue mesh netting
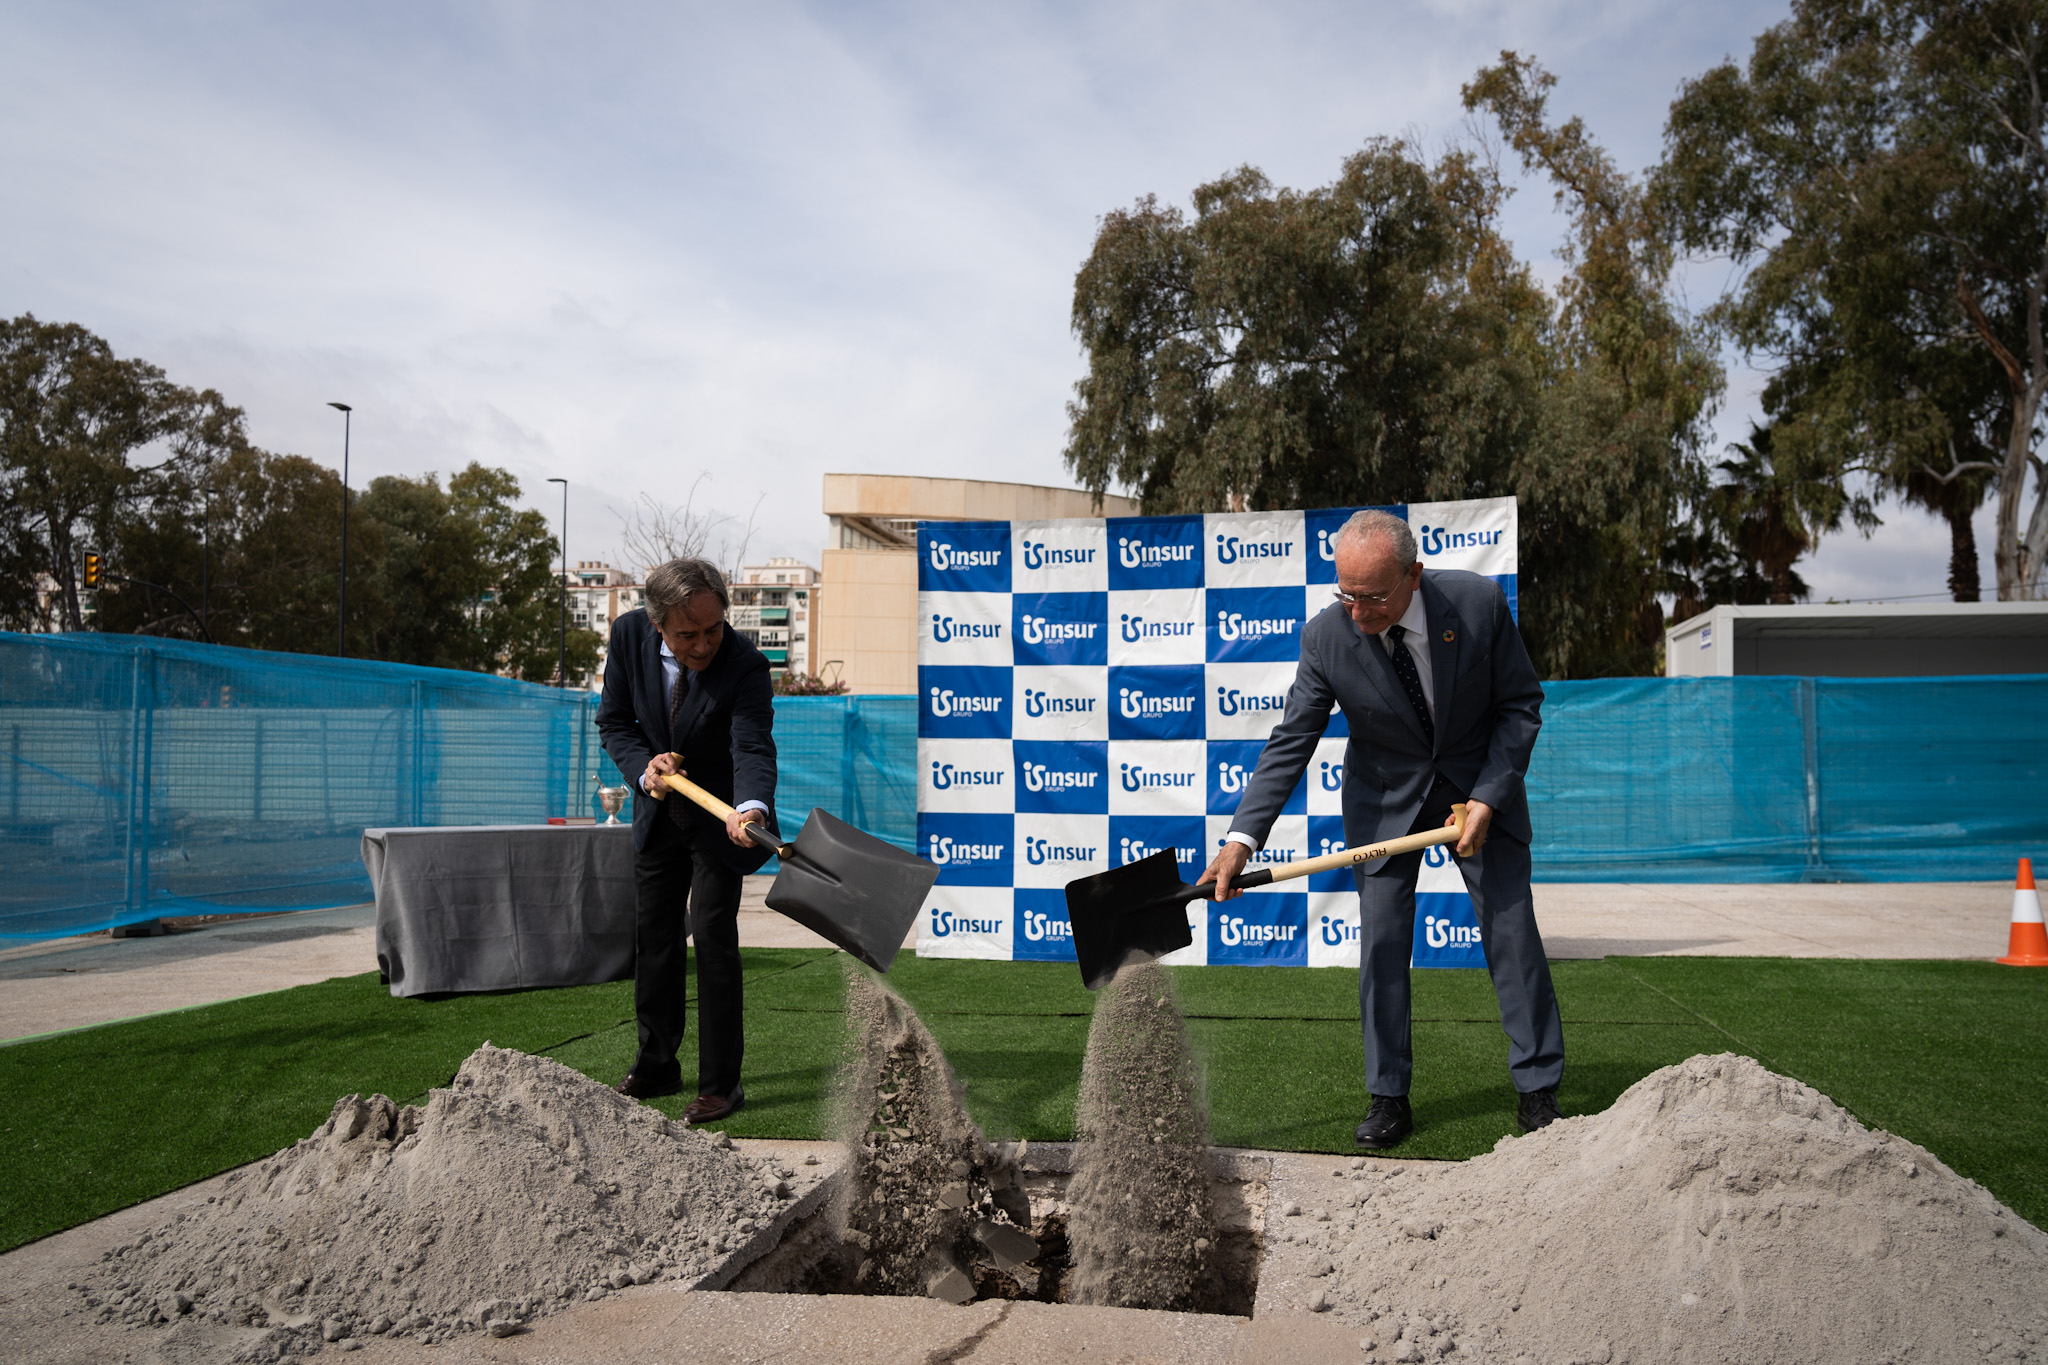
[1527,674,2048,882]
[5,631,2040,941]
[0,634,920,940]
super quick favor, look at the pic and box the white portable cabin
[1664,602,2048,678]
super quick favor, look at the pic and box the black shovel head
[1064,849,1198,990]
[763,807,939,974]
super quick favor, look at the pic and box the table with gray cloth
[362,824,637,997]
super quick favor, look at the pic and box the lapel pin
[1442,628,1456,643]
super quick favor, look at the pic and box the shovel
[1063,804,1467,990]
[652,769,939,973]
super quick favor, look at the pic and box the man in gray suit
[1203,509,1563,1147]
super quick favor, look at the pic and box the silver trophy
[598,785,630,825]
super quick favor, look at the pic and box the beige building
[813,473,1139,694]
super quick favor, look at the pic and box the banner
[914,498,1517,969]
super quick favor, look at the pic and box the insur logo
[1023,541,1096,570]
[1214,534,1293,565]
[1024,837,1096,865]
[928,688,1002,718]
[1120,762,1196,794]
[1023,689,1096,718]
[930,762,1004,791]
[1216,686,1284,716]
[1118,537,1196,570]
[1423,914,1482,949]
[1416,524,1505,555]
[929,836,1005,867]
[1021,615,1100,645]
[1218,914,1299,946]
[1120,687,1196,720]
[1021,909,1072,942]
[1120,613,1196,643]
[1216,611,1297,642]
[929,908,1003,938]
[928,542,1002,572]
[1021,763,1098,794]
[932,615,1002,643]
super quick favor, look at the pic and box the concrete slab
[0,902,381,1044]
[1531,880,2011,960]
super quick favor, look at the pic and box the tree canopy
[1659,0,2048,599]
[1063,67,1722,678]
[1,315,599,683]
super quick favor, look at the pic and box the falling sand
[833,971,1039,1304]
[1064,961,1220,1312]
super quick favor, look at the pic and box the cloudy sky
[1,0,1988,601]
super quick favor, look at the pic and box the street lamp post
[547,477,568,687]
[329,402,353,656]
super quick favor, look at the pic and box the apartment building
[730,558,819,676]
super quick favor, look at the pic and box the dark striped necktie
[1385,624,1435,749]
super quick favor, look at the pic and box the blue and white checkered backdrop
[914,498,1517,971]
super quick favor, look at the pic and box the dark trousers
[1355,781,1565,1098]
[632,816,745,1097]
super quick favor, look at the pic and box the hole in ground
[730,1144,1268,1317]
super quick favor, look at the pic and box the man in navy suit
[1203,509,1563,1147]
[596,557,778,1122]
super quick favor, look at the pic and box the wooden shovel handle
[1208,803,1467,895]
[655,766,790,857]
[1273,802,1465,884]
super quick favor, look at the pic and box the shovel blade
[764,807,938,974]
[1064,850,1198,990]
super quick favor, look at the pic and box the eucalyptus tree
[1659,0,2048,598]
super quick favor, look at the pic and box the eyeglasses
[1333,589,1395,607]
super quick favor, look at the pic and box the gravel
[77,1044,794,1356]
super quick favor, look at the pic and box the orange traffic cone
[1996,858,2048,967]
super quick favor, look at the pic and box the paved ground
[0,879,2013,1044]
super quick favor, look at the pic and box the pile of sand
[1065,961,1219,1312]
[1273,1054,2048,1364]
[832,972,1037,1303]
[78,1044,794,1356]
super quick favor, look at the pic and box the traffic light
[83,551,101,589]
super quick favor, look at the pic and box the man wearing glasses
[1200,509,1562,1148]
[596,557,778,1123]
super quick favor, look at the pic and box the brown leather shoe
[614,1068,681,1100]
[683,1088,745,1125]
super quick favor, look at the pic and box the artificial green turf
[2,952,2041,1254]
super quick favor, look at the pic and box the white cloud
[22,0,1984,609]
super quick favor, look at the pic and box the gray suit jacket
[1229,569,1542,863]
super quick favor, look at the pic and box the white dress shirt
[1225,586,1432,852]
[1379,588,1435,719]
[645,638,769,821]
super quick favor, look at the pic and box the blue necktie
[1385,624,1435,749]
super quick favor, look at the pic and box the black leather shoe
[614,1067,682,1100]
[1517,1087,1563,1132]
[1354,1094,1413,1149]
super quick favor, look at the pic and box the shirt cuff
[734,800,769,818]
[1224,831,1260,851]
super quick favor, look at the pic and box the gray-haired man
[1201,510,1564,1147]
[596,557,778,1123]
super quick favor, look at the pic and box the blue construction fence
[0,632,912,941]
[2,632,2040,940]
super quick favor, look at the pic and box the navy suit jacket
[595,607,779,873]
[1228,569,1543,866]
